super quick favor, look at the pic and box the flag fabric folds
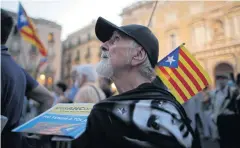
[155,44,211,104]
[17,3,47,57]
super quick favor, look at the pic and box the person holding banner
[73,17,201,148]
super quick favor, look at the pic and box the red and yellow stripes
[19,11,47,56]
[156,45,211,104]
[20,26,47,56]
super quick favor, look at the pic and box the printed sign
[13,103,94,139]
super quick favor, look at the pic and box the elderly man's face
[96,31,133,78]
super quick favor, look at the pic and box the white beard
[96,58,114,79]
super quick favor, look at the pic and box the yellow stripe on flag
[177,68,198,94]
[20,32,42,50]
[179,56,205,89]
[164,67,191,99]
[180,45,212,85]
[21,27,34,35]
[155,67,184,104]
[20,32,36,44]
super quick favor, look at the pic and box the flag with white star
[17,3,48,57]
[155,44,211,104]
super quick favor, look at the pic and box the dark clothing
[216,87,240,148]
[102,88,113,98]
[1,46,38,148]
[217,114,240,148]
[73,77,198,148]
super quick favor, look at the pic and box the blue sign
[13,103,94,139]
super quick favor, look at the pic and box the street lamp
[39,74,46,80]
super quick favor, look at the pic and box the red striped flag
[17,3,47,57]
[155,43,211,104]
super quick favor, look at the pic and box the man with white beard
[73,17,199,148]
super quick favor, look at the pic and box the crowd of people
[1,9,240,148]
[183,74,240,148]
[52,64,111,105]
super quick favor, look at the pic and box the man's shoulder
[1,58,26,82]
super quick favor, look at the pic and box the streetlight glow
[39,74,46,80]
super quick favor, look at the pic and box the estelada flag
[155,43,211,104]
[17,3,48,57]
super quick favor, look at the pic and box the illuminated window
[47,77,53,86]
[48,32,54,43]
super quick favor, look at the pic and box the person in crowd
[74,64,106,103]
[53,81,68,105]
[212,74,240,148]
[228,72,236,87]
[64,67,79,102]
[56,67,79,103]
[183,92,204,142]
[1,9,54,148]
[234,74,240,112]
[99,77,114,98]
[73,17,199,148]
[200,86,213,139]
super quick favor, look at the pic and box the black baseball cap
[1,9,14,44]
[95,17,159,68]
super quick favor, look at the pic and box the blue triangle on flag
[157,47,180,68]
[17,3,29,30]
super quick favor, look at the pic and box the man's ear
[131,47,147,66]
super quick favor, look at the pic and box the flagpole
[147,1,158,27]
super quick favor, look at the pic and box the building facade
[62,21,102,85]
[5,10,62,88]
[121,1,240,86]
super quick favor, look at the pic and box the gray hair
[130,40,156,81]
[76,64,98,82]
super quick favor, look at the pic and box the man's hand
[26,84,54,113]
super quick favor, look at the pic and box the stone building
[62,21,101,85]
[121,1,240,86]
[4,9,62,88]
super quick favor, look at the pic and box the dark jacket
[73,77,199,148]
